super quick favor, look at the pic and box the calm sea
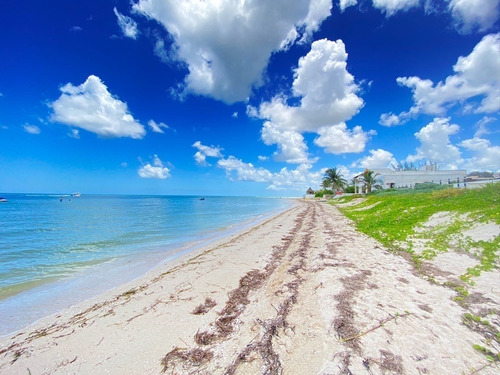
[0,194,292,335]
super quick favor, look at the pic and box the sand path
[0,201,496,374]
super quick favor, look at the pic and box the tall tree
[322,168,347,192]
[362,169,382,193]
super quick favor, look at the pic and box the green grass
[331,183,500,278]
[333,183,499,246]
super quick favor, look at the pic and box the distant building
[304,187,315,199]
[465,174,500,189]
[354,167,467,193]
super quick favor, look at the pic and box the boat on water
[0,198,7,203]
[71,192,81,197]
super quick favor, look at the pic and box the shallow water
[0,194,292,335]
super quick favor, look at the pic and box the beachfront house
[354,167,467,194]
[305,187,315,199]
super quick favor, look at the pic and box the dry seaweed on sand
[192,298,217,315]
[161,347,213,372]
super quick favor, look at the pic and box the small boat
[71,192,81,197]
[0,197,7,203]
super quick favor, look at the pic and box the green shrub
[343,185,355,193]
[415,182,445,190]
[315,189,334,197]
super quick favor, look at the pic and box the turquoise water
[0,194,292,335]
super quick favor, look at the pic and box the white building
[354,167,467,193]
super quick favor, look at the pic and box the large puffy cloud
[402,117,500,171]
[114,7,139,39]
[254,39,370,162]
[449,0,500,33]
[354,149,397,169]
[261,123,312,164]
[381,33,500,125]
[314,123,373,154]
[133,0,332,103]
[258,39,364,132]
[460,137,500,171]
[50,75,146,139]
[138,155,171,179]
[407,117,462,168]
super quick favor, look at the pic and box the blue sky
[0,0,499,196]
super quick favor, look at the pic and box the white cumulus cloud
[193,139,326,191]
[379,113,404,127]
[138,155,171,179]
[448,0,500,33]
[217,156,325,191]
[261,123,312,164]
[381,33,500,124]
[114,7,139,39]
[460,137,500,171]
[354,149,397,169]
[50,75,146,139]
[133,0,332,103]
[339,0,358,11]
[407,117,462,168]
[314,123,372,154]
[253,39,369,162]
[193,141,223,166]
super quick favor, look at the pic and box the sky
[0,0,499,196]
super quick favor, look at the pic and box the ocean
[0,194,292,336]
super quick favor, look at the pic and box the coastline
[0,200,496,374]
[0,198,296,337]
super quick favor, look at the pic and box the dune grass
[333,185,500,365]
[331,183,500,272]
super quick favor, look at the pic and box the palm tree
[322,168,347,192]
[362,169,382,193]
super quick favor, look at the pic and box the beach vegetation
[472,344,498,363]
[343,185,355,193]
[315,189,334,197]
[322,168,347,192]
[331,183,500,297]
[361,169,382,193]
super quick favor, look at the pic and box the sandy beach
[0,200,497,374]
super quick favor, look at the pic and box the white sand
[0,201,497,374]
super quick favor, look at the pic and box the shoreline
[1,200,496,374]
[0,199,296,338]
